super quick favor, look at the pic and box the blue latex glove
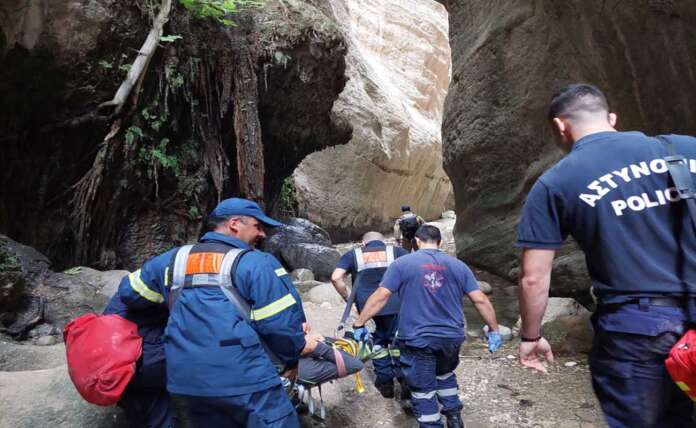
[487,331,502,353]
[353,324,370,342]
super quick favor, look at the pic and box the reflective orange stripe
[362,251,387,263]
[185,252,224,274]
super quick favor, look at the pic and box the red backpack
[63,313,143,406]
[666,329,696,401]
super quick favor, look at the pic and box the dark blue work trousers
[171,384,299,428]
[372,314,401,387]
[119,359,175,428]
[590,300,696,428]
[400,341,463,428]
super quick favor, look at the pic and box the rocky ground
[0,214,605,427]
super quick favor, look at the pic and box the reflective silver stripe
[191,274,220,286]
[437,387,459,397]
[219,249,246,287]
[417,413,441,423]
[172,245,194,288]
[411,390,437,400]
[436,371,454,381]
[354,247,365,272]
[385,245,395,264]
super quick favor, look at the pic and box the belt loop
[638,298,650,311]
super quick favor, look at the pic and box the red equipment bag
[63,313,143,406]
[665,329,696,401]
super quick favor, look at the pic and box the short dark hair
[401,205,411,212]
[547,83,609,121]
[206,214,233,231]
[415,225,441,244]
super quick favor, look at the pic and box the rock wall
[442,0,696,296]
[0,0,349,270]
[293,0,453,241]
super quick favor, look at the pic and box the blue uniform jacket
[118,232,307,397]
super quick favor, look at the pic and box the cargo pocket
[589,357,637,417]
[249,385,297,428]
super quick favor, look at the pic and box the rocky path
[299,215,606,427]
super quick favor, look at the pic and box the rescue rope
[330,338,366,393]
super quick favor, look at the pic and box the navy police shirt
[380,249,479,345]
[336,240,407,315]
[517,131,696,302]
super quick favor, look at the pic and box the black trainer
[375,381,395,398]
[398,378,411,401]
[444,412,465,428]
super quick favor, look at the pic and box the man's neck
[419,243,439,250]
[571,124,616,143]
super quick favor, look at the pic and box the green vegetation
[0,248,20,272]
[278,176,297,214]
[179,0,264,26]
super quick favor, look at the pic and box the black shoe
[444,412,465,428]
[398,379,411,401]
[375,381,395,398]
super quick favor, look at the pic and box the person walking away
[117,197,320,428]
[330,231,409,399]
[352,225,502,428]
[394,205,425,252]
[517,83,696,427]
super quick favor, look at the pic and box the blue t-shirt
[336,240,407,315]
[517,131,696,302]
[380,249,479,345]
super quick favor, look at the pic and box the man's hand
[352,324,370,342]
[302,322,311,334]
[519,338,554,373]
[487,331,502,353]
[301,333,325,356]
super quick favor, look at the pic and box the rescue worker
[117,197,320,427]
[517,83,696,427]
[353,225,502,428]
[330,231,409,399]
[393,205,425,252]
[103,292,174,428]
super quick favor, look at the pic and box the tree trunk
[228,27,265,205]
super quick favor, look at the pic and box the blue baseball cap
[211,198,283,227]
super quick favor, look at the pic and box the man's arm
[518,248,555,372]
[330,268,350,302]
[467,290,498,331]
[354,287,392,326]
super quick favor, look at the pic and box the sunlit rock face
[441,0,696,296]
[293,0,453,241]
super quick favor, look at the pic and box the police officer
[103,291,174,428]
[517,83,696,427]
[117,198,319,427]
[330,231,409,399]
[353,225,502,428]
[394,205,425,252]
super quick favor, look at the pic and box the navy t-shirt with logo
[380,249,480,345]
[517,131,696,302]
[336,240,408,315]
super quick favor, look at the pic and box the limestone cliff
[442,0,696,296]
[293,0,453,241]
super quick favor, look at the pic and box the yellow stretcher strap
[331,338,366,393]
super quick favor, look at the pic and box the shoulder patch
[275,267,288,277]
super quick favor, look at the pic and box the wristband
[520,335,542,342]
[353,323,365,329]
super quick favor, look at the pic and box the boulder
[0,365,127,428]
[293,0,454,241]
[64,267,129,298]
[291,268,315,283]
[483,324,513,341]
[0,234,51,281]
[0,247,26,316]
[542,313,594,355]
[280,243,341,281]
[306,282,345,306]
[41,272,111,330]
[262,217,332,260]
[478,281,493,295]
[442,0,696,295]
[514,298,591,331]
[0,341,65,372]
[293,280,325,295]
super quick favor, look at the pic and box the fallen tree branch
[99,0,172,114]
